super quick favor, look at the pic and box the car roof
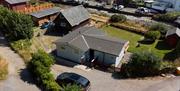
[57,72,90,86]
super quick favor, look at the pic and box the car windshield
[70,74,89,87]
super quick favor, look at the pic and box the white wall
[56,43,85,63]
[115,46,125,67]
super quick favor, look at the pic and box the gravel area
[51,58,179,91]
[0,33,40,91]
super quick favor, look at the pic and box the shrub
[149,23,168,35]
[110,14,127,23]
[10,39,31,51]
[62,84,81,91]
[121,51,161,77]
[0,57,8,80]
[28,50,60,91]
[10,39,32,62]
[145,31,161,40]
[153,12,180,22]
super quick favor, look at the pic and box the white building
[151,0,180,12]
[55,27,129,68]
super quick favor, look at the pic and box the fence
[16,3,54,14]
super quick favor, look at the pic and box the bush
[10,39,31,51]
[153,12,180,22]
[110,14,127,23]
[123,51,161,77]
[149,23,168,35]
[28,50,60,91]
[62,84,81,91]
[10,39,32,62]
[145,31,161,40]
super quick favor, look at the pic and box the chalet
[3,0,29,11]
[166,27,180,47]
[53,5,90,34]
[30,7,60,26]
[55,27,129,68]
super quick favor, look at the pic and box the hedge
[153,12,180,22]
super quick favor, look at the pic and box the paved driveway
[51,58,180,91]
[0,33,40,91]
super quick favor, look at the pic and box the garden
[101,25,172,59]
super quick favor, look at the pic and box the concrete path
[0,33,40,91]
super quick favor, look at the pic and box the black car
[56,72,91,91]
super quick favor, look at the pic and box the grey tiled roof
[60,5,90,27]
[56,27,129,56]
[166,27,180,37]
[30,7,60,19]
[5,0,29,4]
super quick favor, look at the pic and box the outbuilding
[3,0,29,11]
[30,7,60,26]
[166,27,180,47]
[53,5,90,34]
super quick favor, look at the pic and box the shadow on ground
[20,68,43,91]
[155,41,173,50]
[20,68,36,84]
[163,49,177,61]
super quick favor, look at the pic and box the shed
[3,0,29,11]
[30,7,60,26]
[54,5,90,32]
[166,27,180,47]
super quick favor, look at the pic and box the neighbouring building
[166,27,180,47]
[53,5,90,34]
[30,7,60,26]
[151,0,180,12]
[55,27,129,69]
[3,0,29,11]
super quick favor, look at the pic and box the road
[0,33,40,91]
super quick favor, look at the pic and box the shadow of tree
[155,40,173,50]
[163,49,177,61]
[20,68,36,84]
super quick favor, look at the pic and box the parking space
[51,58,168,91]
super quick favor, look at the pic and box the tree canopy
[0,6,34,41]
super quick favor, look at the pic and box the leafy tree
[122,51,162,77]
[0,6,34,41]
[110,14,127,23]
[145,31,161,40]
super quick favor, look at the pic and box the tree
[122,51,162,77]
[145,31,161,40]
[0,6,34,41]
[110,14,127,23]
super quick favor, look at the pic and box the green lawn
[101,26,173,59]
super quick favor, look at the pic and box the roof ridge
[81,35,90,48]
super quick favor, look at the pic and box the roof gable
[60,5,90,27]
[166,27,180,37]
